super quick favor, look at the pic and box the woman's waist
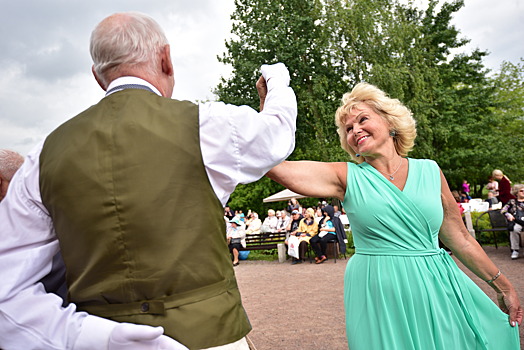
[354,247,445,257]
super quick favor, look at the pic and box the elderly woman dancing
[267,82,522,349]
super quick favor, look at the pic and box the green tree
[487,59,524,184]
[216,0,519,211]
[215,0,347,213]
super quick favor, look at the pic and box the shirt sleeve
[0,143,118,349]
[199,63,297,206]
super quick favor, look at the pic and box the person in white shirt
[0,12,296,350]
[261,209,279,234]
[276,210,291,233]
[0,149,24,201]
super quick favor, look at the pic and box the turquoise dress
[343,159,520,349]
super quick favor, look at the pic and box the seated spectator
[246,212,262,235]
[310,206,337,264]
[276,210,291,234]
[485,191,499,209]
[333,204,342,218]
[500,184,524,260]
[314,207,323,223]
[286,209,303,243]
[227,217,246,266]
[486,177,499,196]
[261,209,279,234]
[291,208,318,264]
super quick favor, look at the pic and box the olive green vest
[39,89,251,349]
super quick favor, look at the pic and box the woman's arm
[438,170,523,326]
[306,222,319,236]
[320,221,335,232]
[266,161,347,201]
[239,228,246,240]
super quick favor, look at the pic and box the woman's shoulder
[408,158,438,167]
[408,158,441,174]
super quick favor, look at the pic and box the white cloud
[452,0,524,70]
[0,1,235,155]
[0,0,522,156]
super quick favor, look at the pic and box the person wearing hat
[293,208,319,264]
[286,210,303,242]
[227,217,247,266]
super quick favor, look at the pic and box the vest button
[140,302,150,312]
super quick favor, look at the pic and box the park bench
[238,231,288,251]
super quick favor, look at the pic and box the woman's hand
[506,213,515,222]
[497,289,523,326]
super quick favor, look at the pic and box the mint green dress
[343,159,520,349]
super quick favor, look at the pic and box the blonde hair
[306,208,315,218]
[267,209,275,216]
[492,169,510,182]
[335,82,417,163]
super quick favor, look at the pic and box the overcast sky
[1,0,522,155]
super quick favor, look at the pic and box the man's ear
[92,66,107,91]
[161,45,174,77]
[0,177,7,201]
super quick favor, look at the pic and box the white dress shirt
[0,63,296,349]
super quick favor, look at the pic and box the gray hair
[512,184,524,196]
[0,150,24,181]
[90,12,169,85]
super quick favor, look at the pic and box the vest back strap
[80,278,237,317]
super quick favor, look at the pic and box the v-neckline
[361,158,411,193]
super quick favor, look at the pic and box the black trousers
[310,233,336,258]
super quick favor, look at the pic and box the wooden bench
[238,231,288,251]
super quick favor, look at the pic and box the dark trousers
[297,241,308,260]
[310,233,336,258]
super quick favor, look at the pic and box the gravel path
[234,246,524,349]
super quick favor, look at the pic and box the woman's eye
[346,126,353,133]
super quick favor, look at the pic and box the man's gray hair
[0,149,24,181]
[90,12,169,84]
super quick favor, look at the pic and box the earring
[355,153,360,157]
[389,130,396,137]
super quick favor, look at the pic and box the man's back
[39,88,250,348]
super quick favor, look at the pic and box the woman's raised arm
[266,161,347,201]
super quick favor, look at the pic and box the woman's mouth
[357,135,369,145]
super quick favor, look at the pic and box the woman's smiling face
[345,103,392,157]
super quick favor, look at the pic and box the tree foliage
[215,0,524,213]
[487,59,524,184]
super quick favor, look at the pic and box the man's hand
[258,62,291,111]
[108,323,188,350]
[256,76,268,111]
